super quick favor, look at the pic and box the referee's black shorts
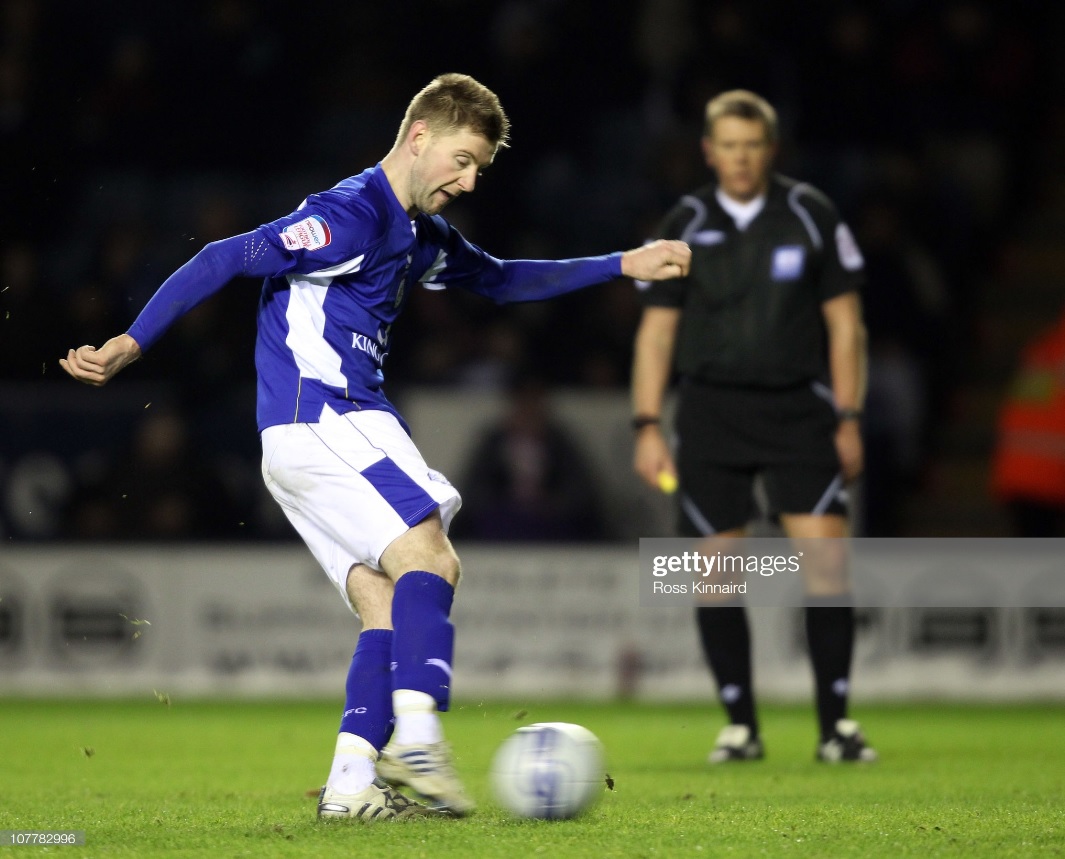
[674,379,847,535]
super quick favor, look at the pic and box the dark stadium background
[1,0,1062,542]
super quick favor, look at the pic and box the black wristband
[631,415,661,431]
[837,408,863,422]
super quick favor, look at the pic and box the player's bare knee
[431,533,463,585]
[439,549,462,587]
[396,547,461,587]
[346,564,395,627]
[380,511,462,585]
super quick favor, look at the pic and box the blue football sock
[338,628,395,750]
[391,571,455,712]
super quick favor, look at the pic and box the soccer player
[630,90,877,764]
[61,73,691,820]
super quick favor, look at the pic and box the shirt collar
[715,189,767,231]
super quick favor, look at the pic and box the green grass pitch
[1,699,1063,857]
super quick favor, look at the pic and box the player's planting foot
[816,718,878,763]
[378,741,476,816]
[317,777,434,821]
[708,724,765,764]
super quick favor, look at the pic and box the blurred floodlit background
[2,0,1065,699]
[3,0,1064,543]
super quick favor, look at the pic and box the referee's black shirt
[638,174,864,388]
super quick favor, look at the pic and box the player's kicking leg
[262,411,472,816]
[375,514,475,816]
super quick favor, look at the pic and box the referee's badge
[771,245,805,281]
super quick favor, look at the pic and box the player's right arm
[60,232,293,386]
[631,305,681,489]
[60,334,143,386]
[58,190,379,388]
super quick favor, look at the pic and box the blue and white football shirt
[128,163,622,432]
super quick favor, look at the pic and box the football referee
[631,90,877,763]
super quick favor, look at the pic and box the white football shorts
[260,404,461,611]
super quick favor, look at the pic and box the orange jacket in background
[991,313,1065,505]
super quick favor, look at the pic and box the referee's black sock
[695,601,758,737]
[805,598,855,742]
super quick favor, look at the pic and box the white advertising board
[2,545,1064,700]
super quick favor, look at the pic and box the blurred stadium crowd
[1,0,1061,542]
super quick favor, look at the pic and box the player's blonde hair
[704,90,778,144]
[397,73,510,150]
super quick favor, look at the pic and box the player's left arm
[421,219,689,301]
[494,240,691,301]
[822,290,868,481]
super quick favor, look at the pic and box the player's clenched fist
[60,334,142,386]
[619,239,692,281]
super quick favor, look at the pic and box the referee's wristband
[631,415,662,431]
[837,408,863,423]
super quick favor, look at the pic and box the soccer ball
[490,722,606,819]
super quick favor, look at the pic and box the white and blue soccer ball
[490,722,606,819]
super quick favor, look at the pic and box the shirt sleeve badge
[280,215,332,251]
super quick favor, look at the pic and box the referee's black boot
[816,719,878,763]
[708,724,764,764]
